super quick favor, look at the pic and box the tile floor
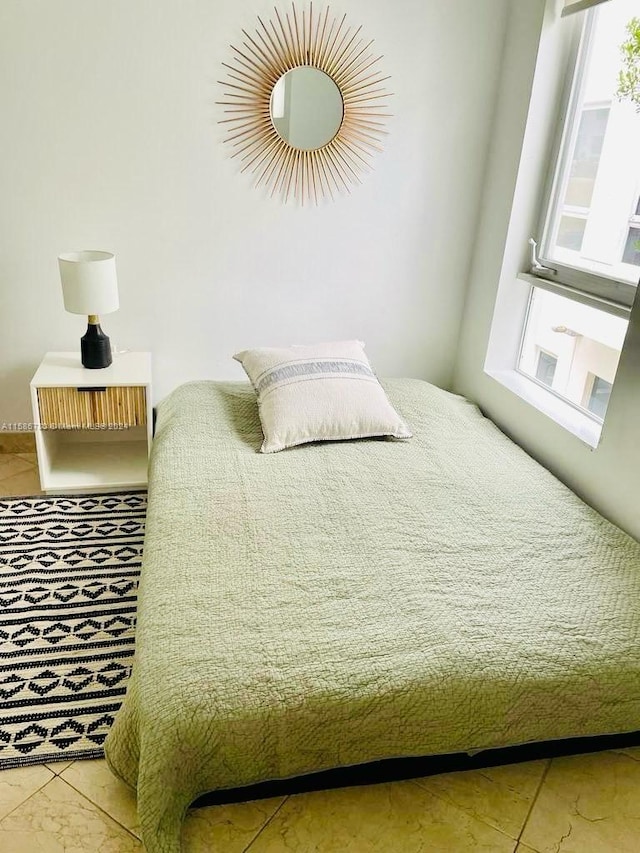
[0,447,637,852]
[0,451,41,498]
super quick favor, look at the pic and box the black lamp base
[81,323,112,369]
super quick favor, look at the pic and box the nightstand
[30,351,152,494]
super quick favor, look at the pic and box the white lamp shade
[58,250,119,315]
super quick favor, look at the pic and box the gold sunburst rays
[218,2,391,204]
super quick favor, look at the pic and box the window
[541,2,640,289]
[535,351,558,386]
[516,0,638,433]
[557,215,587,251]
[563,106,609,212]
[519,287,627,421]
[586,374,612,418]
[622,227,640,265]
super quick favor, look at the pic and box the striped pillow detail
[255,358,376,396]
[233,341,412,453]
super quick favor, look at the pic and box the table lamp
[58,250,119,369]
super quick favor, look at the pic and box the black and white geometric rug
[0,491,145,770]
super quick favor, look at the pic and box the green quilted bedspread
[105,379,640,853]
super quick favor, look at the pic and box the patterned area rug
[0,492,145,770]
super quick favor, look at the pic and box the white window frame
[499,2,640,444]
[531,8,638,313]
[482,0,640,451]
[514,285,609,426]
[516,281,624,425]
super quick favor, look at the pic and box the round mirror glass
[270,67,344,150]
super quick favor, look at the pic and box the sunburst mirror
[218,3,391,204]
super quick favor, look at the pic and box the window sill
[485,368,602,449]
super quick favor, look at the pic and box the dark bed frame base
[192,729,640,809]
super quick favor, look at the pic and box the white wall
[0,0,508,425]
[452,0,640,541]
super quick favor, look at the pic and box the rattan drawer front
[37,386,147,429]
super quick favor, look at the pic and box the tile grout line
[0,454,39,471]
[515,757,552,849]
[54,774,141,842]
[408,776,523,848]
[0,769,56,825]
[242,795,290,853]
[0,468,39,485]
[45,763,73,776]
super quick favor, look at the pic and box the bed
[104,378,640,853]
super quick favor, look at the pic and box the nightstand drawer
[37,386,147,429]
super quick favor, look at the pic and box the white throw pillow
[233,340,412,453]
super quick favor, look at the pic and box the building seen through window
[535,351,558,387]
[519,288,627,421]
[587,374,612,418]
